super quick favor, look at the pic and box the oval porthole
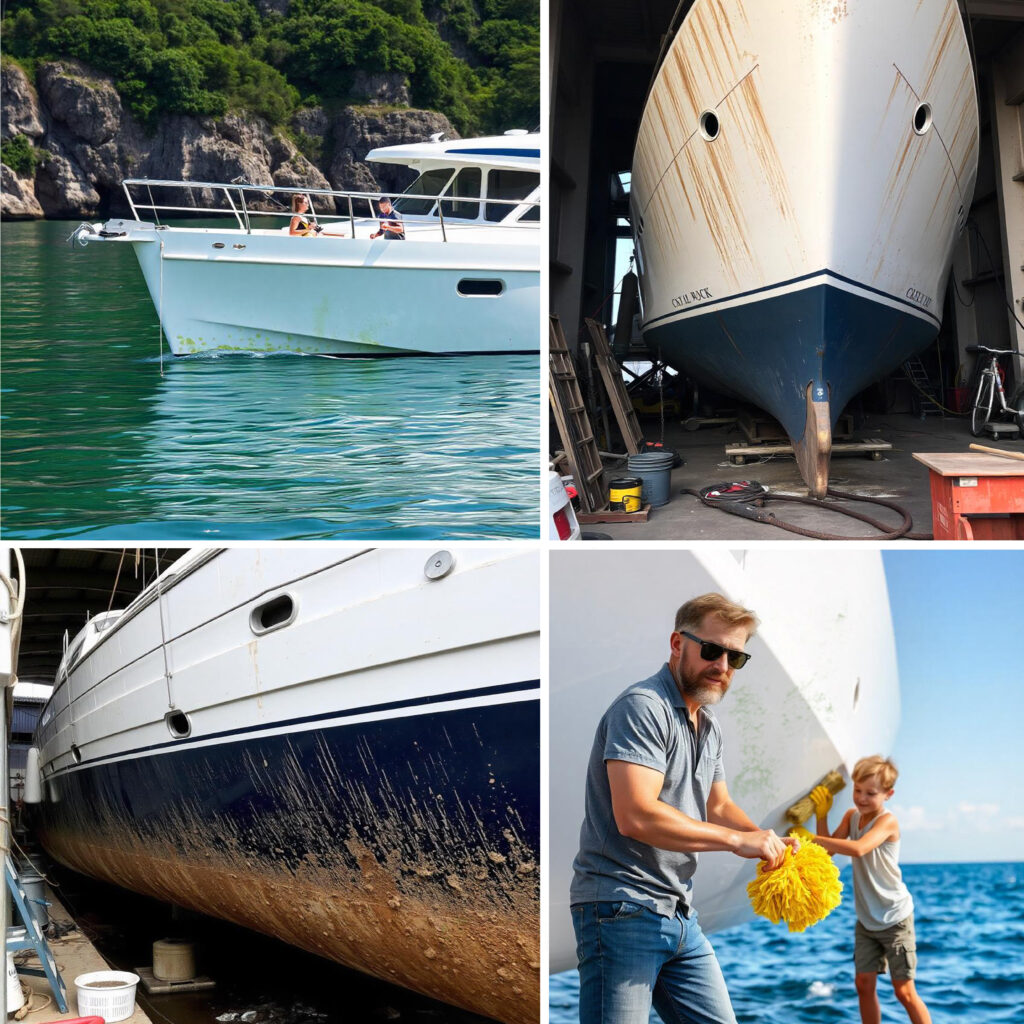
[457,279,504,297]
[165,709,192,739]
[913,103,932,135]
[699,110,720,141]
[250,593,297,635]
[853,678,861,711]
[70,744,82,764]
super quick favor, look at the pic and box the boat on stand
[26,547,540,1024]
[630,0,978,495]
[549,548,899,973]
[70,132,540,357]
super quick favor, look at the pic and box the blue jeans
[571,901,737,1024]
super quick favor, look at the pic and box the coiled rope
[682,482,932,540]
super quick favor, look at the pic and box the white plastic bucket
[74,970,140,1022]
[7,952,25,1012]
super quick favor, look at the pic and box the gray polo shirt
[569,663,725,918]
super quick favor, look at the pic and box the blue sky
[881,550,1024,864]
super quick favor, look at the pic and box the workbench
[912,452,1024,539]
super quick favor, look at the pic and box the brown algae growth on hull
[43,826,539,1024]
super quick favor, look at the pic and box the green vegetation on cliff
[1,132,50,176]
[2,0,538,135]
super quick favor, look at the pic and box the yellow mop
[746,780,843,932]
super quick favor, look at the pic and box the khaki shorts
[854,914,917,980]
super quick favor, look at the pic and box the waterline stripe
[46,678,540,776]
[641,269,942,331]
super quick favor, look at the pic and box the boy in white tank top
[812,756,932,1024]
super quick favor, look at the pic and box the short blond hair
[853,755,898,790]
[674,593,759,638]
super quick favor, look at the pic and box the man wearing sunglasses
[570,593,799,1024]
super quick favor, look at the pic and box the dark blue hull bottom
[645,281,938,449]
[36,694,540,1024]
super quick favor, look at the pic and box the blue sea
[1,221,540,539]
[549,862,1024,1023]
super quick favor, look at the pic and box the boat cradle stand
[134,967,217,996]
[725,437,894,467]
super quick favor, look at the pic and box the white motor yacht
[28,547,540,1024]
[71,132,540,357]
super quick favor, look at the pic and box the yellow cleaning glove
[809,784,833,817]
[746,827,843,932]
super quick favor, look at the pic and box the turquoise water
[1,221,540,539]
[550,862,1024,1023]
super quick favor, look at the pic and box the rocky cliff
[1,59,457,220]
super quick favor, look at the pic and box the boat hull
[549,548,899,973]
[101,224,539,357]
[32,548,540,1024]
[38,698,539,1021]
[631,0,978,494]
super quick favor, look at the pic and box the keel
[793,382,831,497]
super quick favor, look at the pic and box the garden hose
[683,482,932,541]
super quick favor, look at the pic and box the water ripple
[551,863,1024,1024]
[1,221,540,538]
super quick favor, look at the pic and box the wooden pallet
[578,504,652,524]
[725,437,893,466]
[585,317,643,455]
[549,315,607,514]
[135,966,217,994]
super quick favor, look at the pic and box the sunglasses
[679,630,751,669]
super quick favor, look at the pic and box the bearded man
[569,592,799,1024]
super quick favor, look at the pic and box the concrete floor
[13,885,153,1023]
[579,412,1024,541]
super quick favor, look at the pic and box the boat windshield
[393,165,538,222]
[394,168,453,215]
[394,167,481,218]
[486,170,539,222]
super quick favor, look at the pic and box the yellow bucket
[609,477,642,513]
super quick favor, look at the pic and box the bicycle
[967,344,1024,437]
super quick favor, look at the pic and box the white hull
[631,0,978,493]
[549,548,899,973]
[101,222,539,356]
[32,547,541,1023]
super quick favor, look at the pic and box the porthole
[913,103,932,135]
[212,242,226,249]
[70,744,82,764]
[165,709,192,739]
[250,593,297,635]
[699,110,720,141]
[853,678,861,711]
[457,279,504,297]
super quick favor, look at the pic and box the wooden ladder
[585,318,644,455]
[549,315,607,513]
